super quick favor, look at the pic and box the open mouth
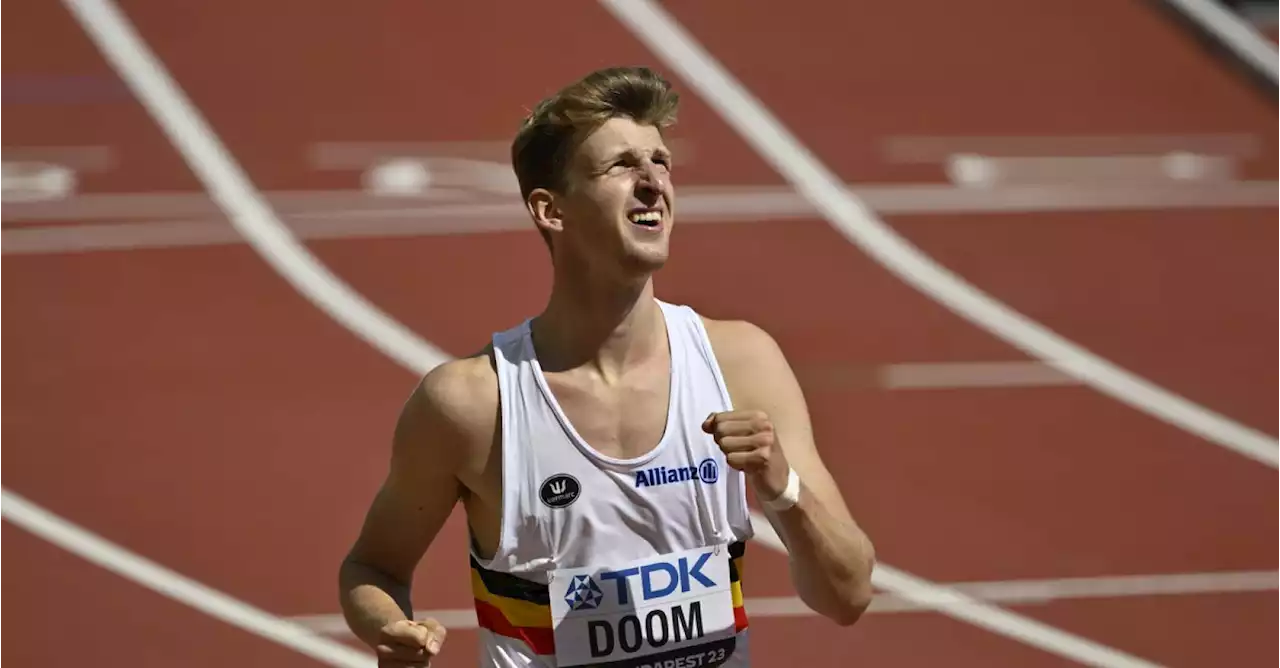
[628,209,663,227]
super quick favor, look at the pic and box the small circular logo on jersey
[698,458,720,484]
[539,474,581,509]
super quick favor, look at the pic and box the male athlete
[338,66,875,667]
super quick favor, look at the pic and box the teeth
[629,210,662,224]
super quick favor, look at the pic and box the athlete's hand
[376,618,447,667]
[702,410,791,502]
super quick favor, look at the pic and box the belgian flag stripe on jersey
[730,540,748,631]
[470,556,554,655]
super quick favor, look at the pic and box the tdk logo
[564,574,605,611]
[634,457,719,488]
[598,552,717,605]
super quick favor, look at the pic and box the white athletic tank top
[469,299,755,668]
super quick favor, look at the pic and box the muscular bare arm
[705,319,876,625]
[338,356,493,657]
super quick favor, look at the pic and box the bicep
[345,383,465,584]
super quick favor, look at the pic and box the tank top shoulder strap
[490,318,532,369]
[474,317,537,568]
[657,300,735,411]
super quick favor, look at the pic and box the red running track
[3,1,1276,667]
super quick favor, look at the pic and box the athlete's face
[546,116,675,276]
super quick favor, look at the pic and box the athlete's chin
[621,242,670,273]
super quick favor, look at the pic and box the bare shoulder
[700,316,784,361]
[416,348,498,424]
[397,346,499,463]
[699,316,794,406]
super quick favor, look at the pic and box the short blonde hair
[511,66,680,201]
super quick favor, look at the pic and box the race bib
[549,544,738,667]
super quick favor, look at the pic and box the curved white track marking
[60,0,449,376]
[0,490,376,668]
[602,0,1278,469]
[1161,0,1279,84]
[59,0,1171,664]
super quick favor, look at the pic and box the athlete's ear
[527,188,564,236]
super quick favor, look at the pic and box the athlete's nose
[635,161,669,205]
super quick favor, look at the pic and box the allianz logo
[635,458,720,489]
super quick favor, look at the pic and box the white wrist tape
[763,467,801,512]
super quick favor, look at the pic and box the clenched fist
[376,618,447,667]
[702,410,791,501]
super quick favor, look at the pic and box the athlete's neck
[531,269,666,381]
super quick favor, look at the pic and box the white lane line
[1159,0,1279,84]
[792,361,1082,390]
[602,0,1278,471]
[286,569,1280,633]
[57,0,1175,664]
[880,361,1077,389]
[0,490,376,668]
[882,133,1262,162]
[6,180,1276,224]
[6,181,1277,254]
[909,569,1279,606]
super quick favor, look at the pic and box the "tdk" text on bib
[549,544,738,667]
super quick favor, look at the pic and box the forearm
[338,557,414,647]
[763,482,875,625]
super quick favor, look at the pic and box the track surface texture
[3,1,1277,667]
